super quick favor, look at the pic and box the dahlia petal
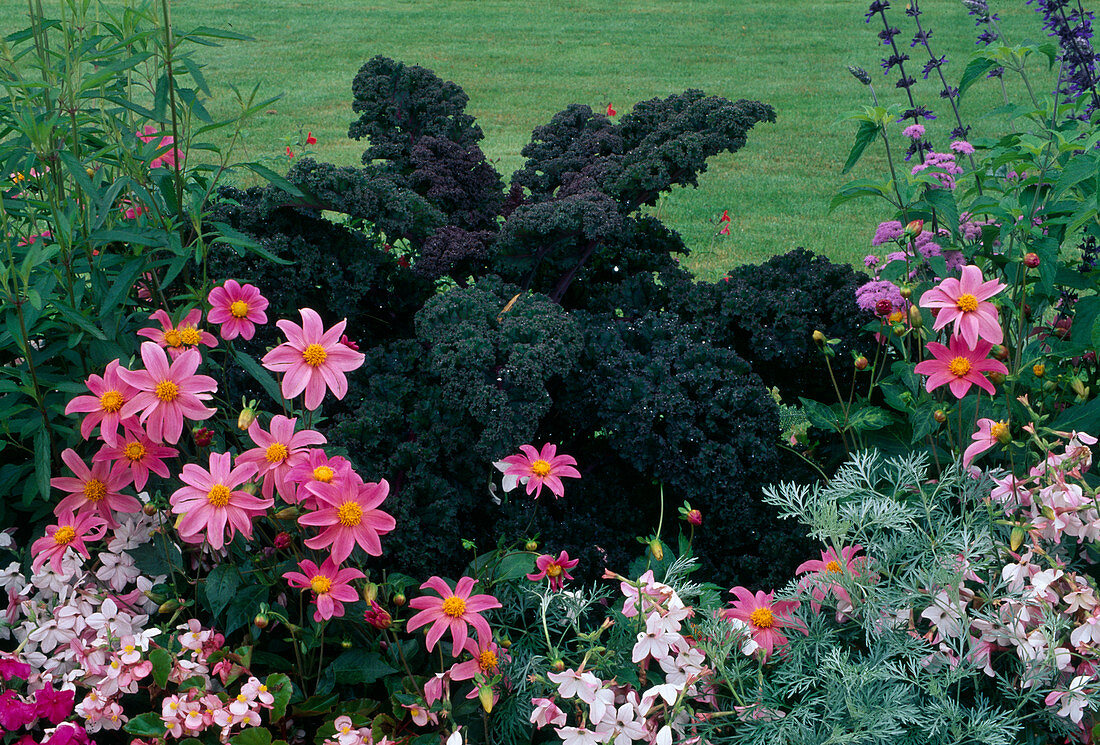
[424,619,448,652]
[449,619,468,656]
[303,374,327,411]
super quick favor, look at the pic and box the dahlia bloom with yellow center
[261,308,365,412]
[168,451,272,551]
[236,415,326,501]
[919,264,1006,349]
[406,576,502,656]
[721,586,804,660]
[137,308,217,359]
[207,280,269,341]
[64,359,137,446]
[52,447,140,526]
[913,336,1008,399]
[299,477,396,564]
[283,557,364,622]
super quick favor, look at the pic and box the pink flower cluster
[160,674,272,740]
[911,150,963,189]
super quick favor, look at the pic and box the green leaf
[291,692,340,717]
[204,564,241,618]
[224,584,268,635]
[322,650,398,686]
[33,428,50,500]
[1051,396,1100,432]
[128,537,182,577]
[910,406,940,444]
[49,301,107,340]
[234,350,286,406]
[150,647,172,688]
[123,711,166,738]
[230,729,273,745]
[241,163,305,198]
[922,187,959,241]
[798,397,840,432]
[847,406,893,432]
[958,57,996,99]
[842,119,880,175]
[1052,154,1097,199]
[266,673,294,722]
[211,221,292,265]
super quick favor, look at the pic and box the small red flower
[606,103,617,117]
[286,146,294,158]
[306,131,317,145]
[719,225,731,236]
[719,210,731,223]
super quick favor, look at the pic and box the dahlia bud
[1009,526,1025,552]
[341,639,353,650]
[991,421,1012,445]
[933,410,947,423]
[393,592,407,607]
[273,531,291,549]
[551,659,566,672]
[854,356,869,371]
[274,506,299,520]
[992,344,1009,361]
[904,219,924,238]
[848,65,871,85]
[237,401,258,430]
[142,503,158,517]
[988,371,1006,385]
[499,635,512,648]
[193,427,213,447]
[253,614,269,630]
[363,582,379,604]
[648,538,664,561]
[241,481,259,496]
[1023,252,1040,268]
[875,298,893,317]
[899,286,912,299]
[85,166,95,177]
[1032,363,1045,378]
[685,509,703,526]
[478,685,494,713]
[158,599,181,614]
[908,305,923,328]
[363,600,392,630]
[812,329,826,345]
[525,540,539,552]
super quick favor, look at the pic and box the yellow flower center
[441,596,467,618]
[825,560,842,573]
[991,421,1011,442]
[124,645,136,654]
[546,563,562,577]
[259,685,267,693]
[888,310,906,324]
[236,694,247,704]
[947,357,972,377]
[337,501,363,527]
[179,326,201,346]
[99,390,125,413]
[230,300,250,318]
[207,484,231,508]
[313,465,335,483]
[310,575,332,594]
[956,293,979,313]
[83,478,108,502]
[479,650,498,670]
[302,343,327,367]
[154,380,180,401]
[530,459,552,477]
[749,607,774,629]
[123,441,146,462]
[53,525,76,545]
[163,329,183,348]
[265,443,290,463]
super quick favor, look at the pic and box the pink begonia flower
[287,450,355,508]
[913,336,1008,399]
[137,308,218,359]
[406,576,502,656]
[795,545,864,615]
[31,510,108,574]
[500,443,581,499]
[206,280,269,341]
[117,343,217,444]
[0,689,37,730]
[51,448,141,526]
[168,451,271,550]
[448,636,507,682]
[137,124,181,169]
[530,698,567,729]
[402,703,438,727]
[283,554,360,620]
[298,476,395,563]
[261,308,365,410]
[527,551,579,591]
[236,415,326,500]
[919,264,1005,349]
[93,418,177,491]
[963,418,1010,468]
[64,359,137,445]
[721,587,803,661]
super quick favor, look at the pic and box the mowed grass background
[1,1,1054,279]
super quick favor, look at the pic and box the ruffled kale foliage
[211,56,852,587]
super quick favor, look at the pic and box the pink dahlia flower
[501,443,581,499]
[527,551,579,591]
[448,636,508,682]
[169,451,272,550]
[64,360,137,446]
[117,343,217,444]
[721,587,803,661]
[235,415,326,501]
[31,510,108,574]
[206,280,269,341]
[913,336,1008,399]
[963,418,1010,468]
[795,545,865,615]
[298,475,395,563]
[287,450,355,508]
[261,308,365,411]
[407,576,502,656]
[51,448,141,526]
[137,309,218,359]
[283,557,363,621]
[92,418,177,492]
[137,124,182,169]
[919,264,1005,349]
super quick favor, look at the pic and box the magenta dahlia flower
[169,452,272,550]
[283,557,363,622]
[721,587,803,661]
[117,343,217,444]
[963,418,1010,468]
[235,415,326,500]
[287,450,355,508]
[137,309,218,359]
[501,443,581,499]
[527,551,579,591]
[206,280,269,341]
[407,576,502,656]
[795,545,864,615]
[93,419,177,491]
[913,336,1008,399]
[448,636,508,682]
[261,308,365,411]
[31,510,108,574]
[51,448,141,526]
[64,360,137,446]
[919,265,1005,349]
[298,475,395,563]
[137,124,182,169]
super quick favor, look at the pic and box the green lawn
[2,1,1053,279]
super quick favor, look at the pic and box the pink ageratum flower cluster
[911,150,963,189]
[855,280,906,317]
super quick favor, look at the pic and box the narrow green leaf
[33,428,50,500]
[49,301,108,340]
[842,119,880,175]
[234,350,285,405]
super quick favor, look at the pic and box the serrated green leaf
[799,397,840,432]
[959,57,996,99]
[848,406,893,432]
[150,647,172,688]
[266,673,294,722]
[842,119,880,175]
